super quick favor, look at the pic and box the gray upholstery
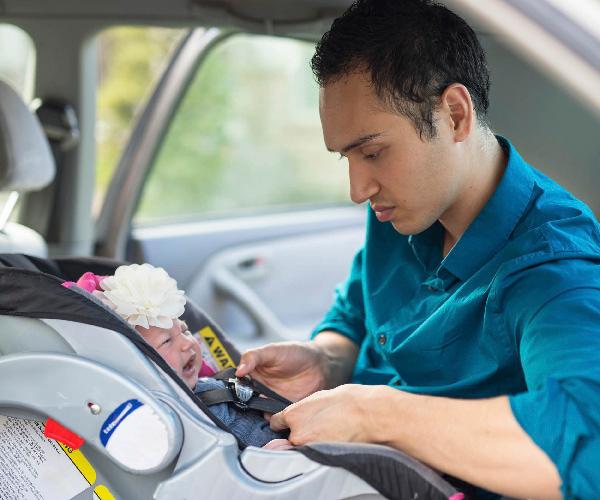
[0,223,47,256]
[0,80,55,191]
[0,80,56,256]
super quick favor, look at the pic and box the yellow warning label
[59,443,96,485]
[95,484,116,500]
[198,326,236,369]
[59,444,117,499]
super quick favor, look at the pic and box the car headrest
[0,80,55,192]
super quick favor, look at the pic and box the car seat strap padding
[197,388,288,414]
[199,367,292,414]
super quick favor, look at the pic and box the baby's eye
[159,337,172,347]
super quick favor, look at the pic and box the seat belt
[197,367,291,414]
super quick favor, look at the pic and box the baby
[64,264,290,449]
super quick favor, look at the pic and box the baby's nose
[180,334,194,350]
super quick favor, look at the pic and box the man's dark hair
[311,0,490,138]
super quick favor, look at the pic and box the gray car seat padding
[0,80,55,191]
[0,253,463,499]
[298,442,458,500]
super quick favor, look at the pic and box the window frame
[95,27,229,258]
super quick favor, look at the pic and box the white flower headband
[94,263,186,329]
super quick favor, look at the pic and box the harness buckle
[227,376,256,410]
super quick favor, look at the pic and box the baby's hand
[262,439,293,450]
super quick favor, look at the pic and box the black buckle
[226,376,256,410]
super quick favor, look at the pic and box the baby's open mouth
[183,353,196,373]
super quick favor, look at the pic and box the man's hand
[236,341,329,401]
[269,384,381,444]
[269,384,561,500]
[236,331,358,402]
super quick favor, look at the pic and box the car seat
[0,80,55,257]
[0,253,464,500]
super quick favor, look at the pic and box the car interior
[0,0,598,498]
[0,0,598,349]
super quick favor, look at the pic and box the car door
[95,28,365,350]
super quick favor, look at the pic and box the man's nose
[349,161,379,204]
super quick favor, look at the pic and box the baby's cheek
[163,352,183,376]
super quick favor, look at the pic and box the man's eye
[363,151,380,160]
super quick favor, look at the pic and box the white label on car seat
[0,415,90,500]
[100,399,169,470]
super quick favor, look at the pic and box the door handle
[211,264,290,342]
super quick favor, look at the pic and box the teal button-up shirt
[313,137,600,498]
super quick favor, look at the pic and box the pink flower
[62,272,107,293]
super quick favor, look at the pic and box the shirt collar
[440,136,534,282]
[408,222,444,275]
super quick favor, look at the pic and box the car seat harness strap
[198,367,291,414]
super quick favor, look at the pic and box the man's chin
[390,219,434,236]
[390,220,409,235]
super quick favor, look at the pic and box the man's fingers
[237,344,280,377]
[236,350,260,376]
[269,408,290,431]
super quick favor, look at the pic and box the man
[236,1,600,498]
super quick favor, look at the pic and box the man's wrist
[303,339,332,389]
[311,331,358,388]
[363,385,413,446]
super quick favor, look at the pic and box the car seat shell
[0,254,461,500]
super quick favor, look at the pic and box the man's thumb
[236,352,256,376]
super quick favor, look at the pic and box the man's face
[320,72,465,235]
[137,320,202,389]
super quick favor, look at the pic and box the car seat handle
[0,352,183,474]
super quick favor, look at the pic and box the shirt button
[378,334,386,345]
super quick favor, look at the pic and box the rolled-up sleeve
[508,286,600,499]
[311,247,367,345]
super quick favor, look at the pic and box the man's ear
[439,84,474,142]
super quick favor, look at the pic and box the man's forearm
[313,330,359,388]
[369,387,562,499]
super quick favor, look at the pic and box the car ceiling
[1,0,346,28]
[0,0,495,35]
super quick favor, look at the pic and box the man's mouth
[371,203,395,222]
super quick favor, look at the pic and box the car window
[95,26,186,214]
[134,34,349,225]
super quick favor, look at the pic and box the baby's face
[136,320,202,389]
